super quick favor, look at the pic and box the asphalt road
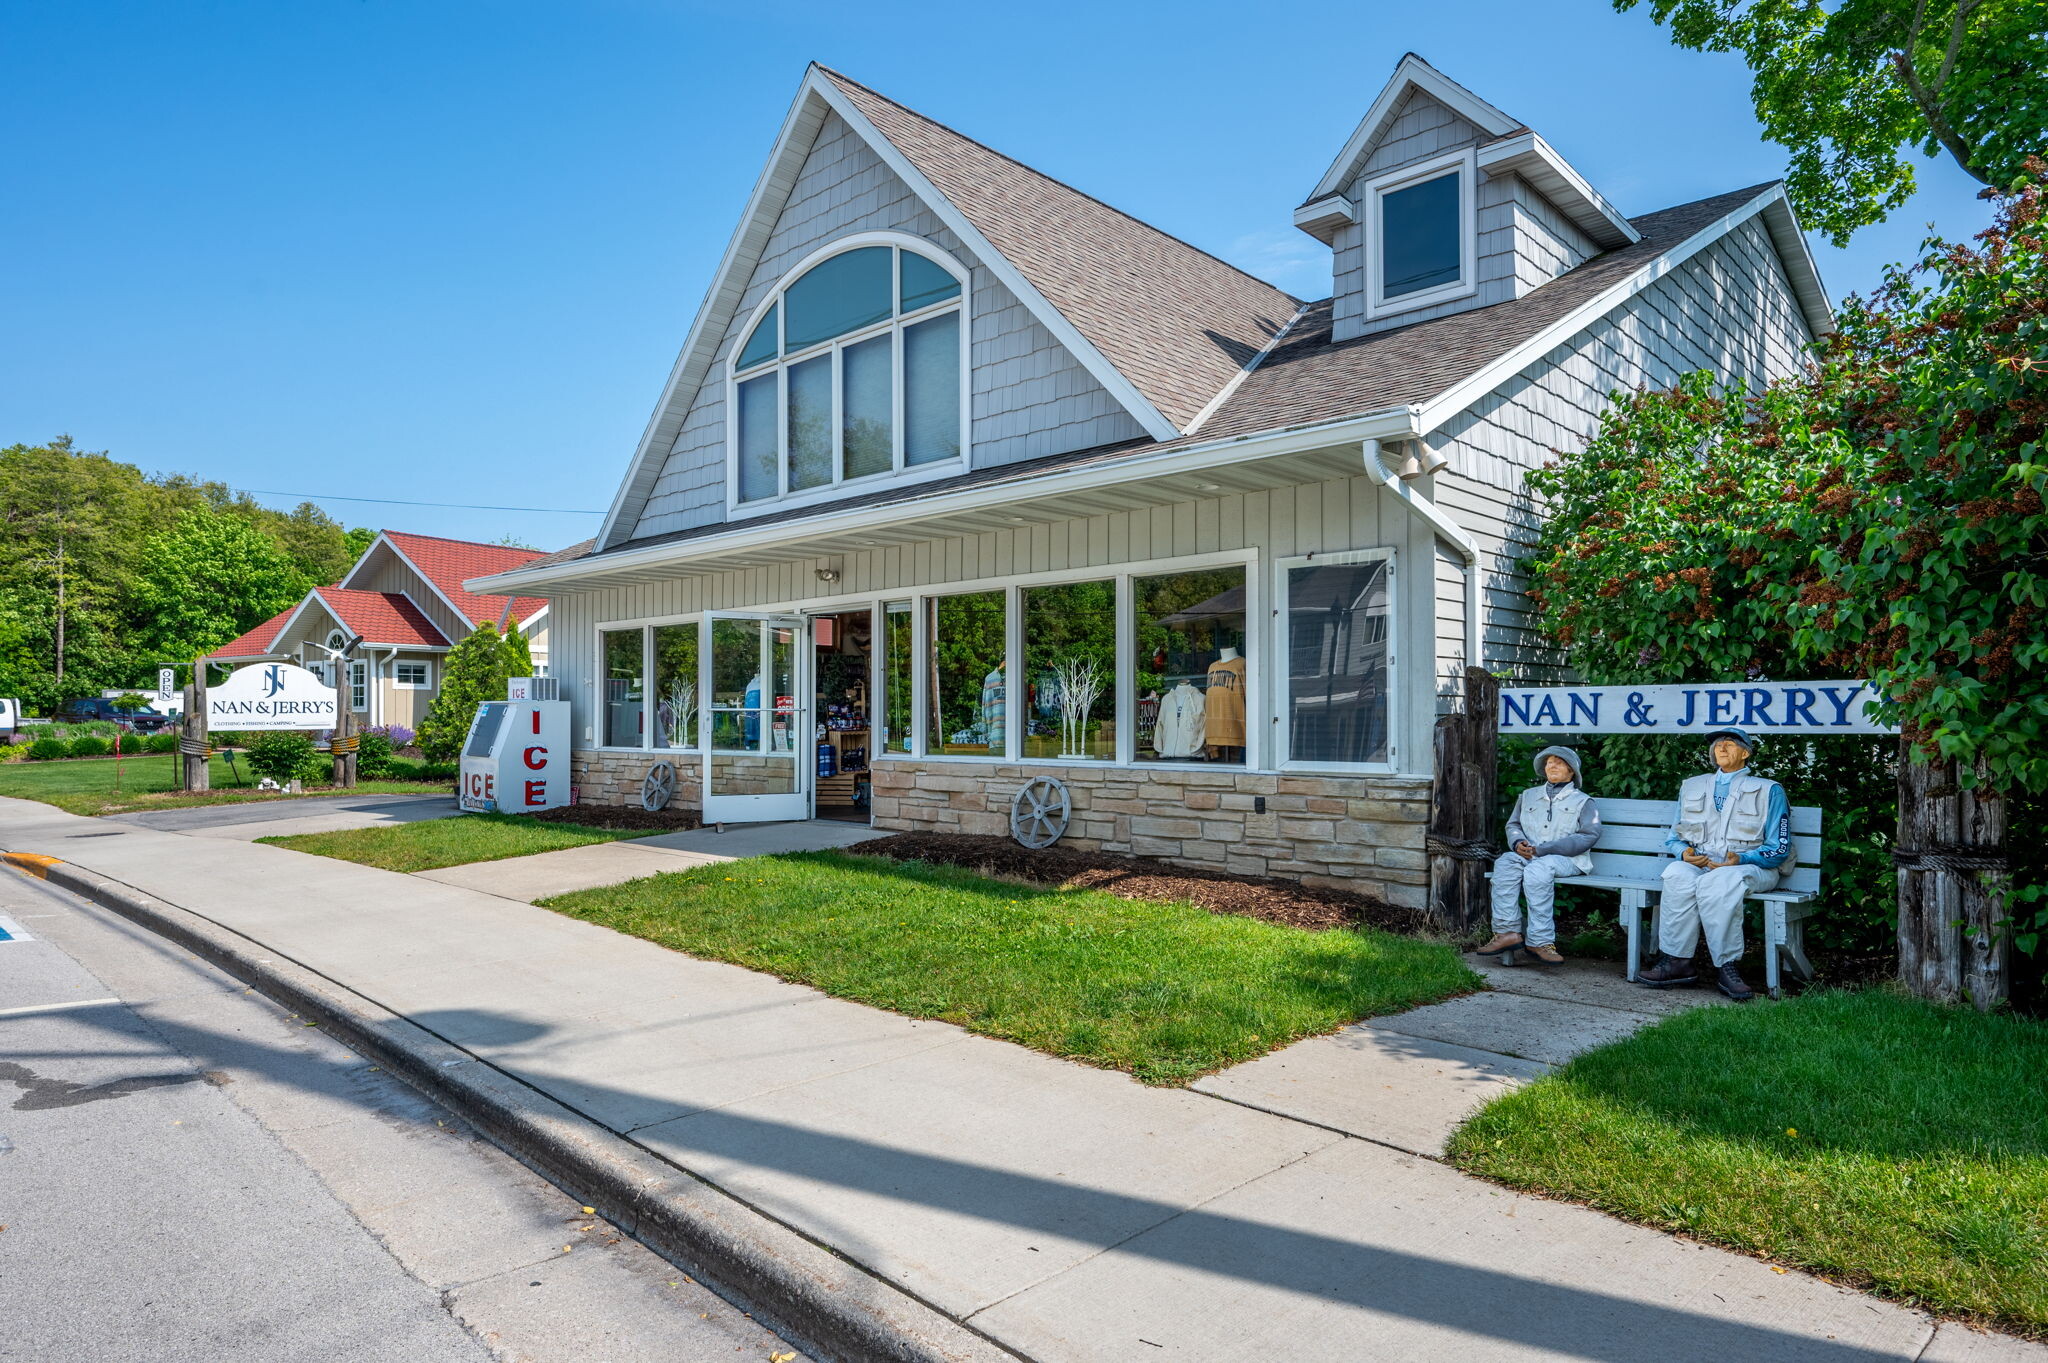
[0,868,804,1363]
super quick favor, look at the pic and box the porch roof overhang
[468,406,1423,594]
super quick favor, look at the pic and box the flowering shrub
[246,731,319,785]
[1524,170,2048,957]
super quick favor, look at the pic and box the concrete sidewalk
[1,795,2033,1363]
[109,792,460,842]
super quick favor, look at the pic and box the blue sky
[1,0,1992,552]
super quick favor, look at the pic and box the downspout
[380,647,399,729]
[1362,438,1484,675]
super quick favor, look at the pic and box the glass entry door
[701,613,809,824]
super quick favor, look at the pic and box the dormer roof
[1295,54,1638,250]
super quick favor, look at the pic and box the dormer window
[729,235,968,511]
[1363,148,1476,320]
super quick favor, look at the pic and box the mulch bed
[850,832,1426,935]
[533,804,703,833]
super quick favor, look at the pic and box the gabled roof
[472,182,1832,597]
[1296,54,1638,251]
[595,64,1301,552]
[343,531,549,629]
[310,588,452,649]
[819,68,1301,434]
[206,606,296,661]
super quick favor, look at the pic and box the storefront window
[925,590,1007,756]
[601,627,646,748]
[882,600,913,754]
[1134,566,1248,764]
[1285,557,1390,765]
[1022,580,1115,760]
[651,621,699,750]
[708,617,758,751]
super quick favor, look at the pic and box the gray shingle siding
[1425,215,1815,689]
[1329,92,1598,343]
[631,111,1142,542]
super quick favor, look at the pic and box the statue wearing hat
[1476,745,1600,965]
[1638,726,1792,1001]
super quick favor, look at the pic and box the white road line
[0,997,124,1018]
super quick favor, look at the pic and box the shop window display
[651,621,699,750]
[926,590,1007,756]
[882,600,913,754]
[1134,566,1248,764]
[601,627,645,748]
[1021,580,1114,760]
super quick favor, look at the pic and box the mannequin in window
[1154,681,1206,758]
[742,673,762,746]
[1204,645,1246,762]
[977,661,1006,750]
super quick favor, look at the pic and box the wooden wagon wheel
[642,760,677,812]
[1009,776,1071,849]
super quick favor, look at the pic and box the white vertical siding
[630,112,1143,543]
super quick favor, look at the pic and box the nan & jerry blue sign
[1498,681,1895,735]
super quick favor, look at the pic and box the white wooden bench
[1493,796,1825,998]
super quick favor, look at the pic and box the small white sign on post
[206,663,338,731]
[157,667,175,703]
[1499,680,1896,736]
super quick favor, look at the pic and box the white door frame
[700,611,811,824]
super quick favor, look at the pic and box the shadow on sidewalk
[20,922,1911,1363]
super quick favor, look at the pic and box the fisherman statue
[1637,726,1791,1002]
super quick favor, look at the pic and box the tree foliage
[132,508,311,666]
[0,438,372,709]
[1525,172,2048,951]
[1617,0,2048,242]
[416,622,526,762]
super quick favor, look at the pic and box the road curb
[22,855,1023,1363]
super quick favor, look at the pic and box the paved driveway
[107,792,458,840]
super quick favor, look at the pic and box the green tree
[130,508,310,665]
[1617,0,2048,241]
[270,501,357,585]
[416,622,513,762]
[343,525,378,566]
[502,619,535,677]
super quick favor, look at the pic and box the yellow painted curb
[1,852,61,879]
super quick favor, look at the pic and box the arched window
[730,237,967,507]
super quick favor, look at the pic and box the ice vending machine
[458,699,571,813]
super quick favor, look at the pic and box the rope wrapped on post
[1891,844,2009,873]
[1426,834,1501,862]
[178,735,214,758]
[328,734,360,754]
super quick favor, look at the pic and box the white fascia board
[466,405,1423,595]
[1412,185,1793,435]
[335,532,394,590]
[595,73,831,552]
[1476,132,1640,247]
[1307,54,1521,204]
[1292,193,1356,244]
[1755,190,1836,337]
[263,592,328,653]
[811,74,1181,443]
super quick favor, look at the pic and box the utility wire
[235,488,604,515]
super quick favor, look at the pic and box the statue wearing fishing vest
[1638,726,1791,1002]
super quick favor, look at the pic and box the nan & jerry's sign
[1499,680,1895,735]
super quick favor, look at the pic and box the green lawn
[260,811,643,872]
[0,753,448,816]
[1448,989,2048,1334]
[539,850,1479,1085]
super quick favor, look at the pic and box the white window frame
[1362,148,1478,321]
[1273,547,1399,774]
[393,660,433,689]
[347,659,368,712]
[724,231,971,520]
[590,620,706,753]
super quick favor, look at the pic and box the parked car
[55,698,172,732]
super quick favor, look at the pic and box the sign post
[182,658,210,793]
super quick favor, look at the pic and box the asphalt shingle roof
[381,531,549,626]
[822,68,1302,433]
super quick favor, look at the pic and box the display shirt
[1203,654,1247,748]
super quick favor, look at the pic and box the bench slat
[1579,850,1820,894]
[1588,796,1821,836]
[1577,823,1822,864]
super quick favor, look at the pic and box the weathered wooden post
[181,658,211,793]
[332,643,357,789]
[1428,666,1499,932]
[1896,739,2009,1010]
